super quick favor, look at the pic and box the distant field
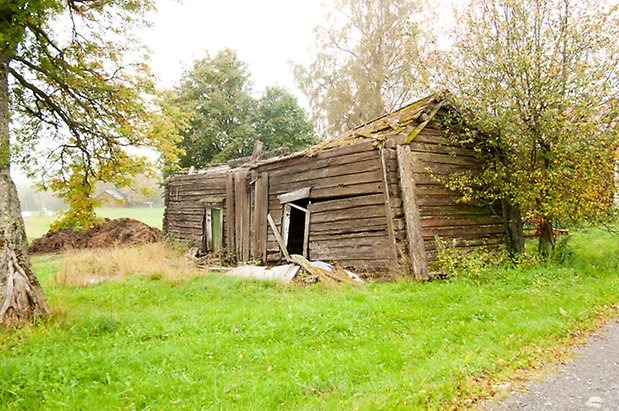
[23,207,164,241]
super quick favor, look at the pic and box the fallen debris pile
[223,254,363,286]
[29,218,162,255]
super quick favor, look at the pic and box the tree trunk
[538,218,556,258]
[501,199,524,256]
[0,59,50,326]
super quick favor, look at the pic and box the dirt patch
[29,218,163,255]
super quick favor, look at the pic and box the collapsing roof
[164,94,506,279]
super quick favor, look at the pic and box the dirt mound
[29,218,163,255]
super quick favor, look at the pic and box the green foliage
[3,0,177,231]
[430,0,619,252]
[294,0,431,136]
[163,50,316,169]
[433,237,508,278]
[254,86,318,152]
[169,49,256,168]
[0,228,617,408]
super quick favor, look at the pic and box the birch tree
[1,1,168,325]
[294,0,431,137]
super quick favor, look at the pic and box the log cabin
[163,95,507,278]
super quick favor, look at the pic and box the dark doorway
[282,198,310,257]
[287,205,306,255]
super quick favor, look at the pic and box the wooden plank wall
[164,171,229,247]
[256,141,394,274]
[406,124,506,260]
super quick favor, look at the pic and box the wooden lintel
[278,187,311,204]
[396,145,429,280]
[199,197,225,204]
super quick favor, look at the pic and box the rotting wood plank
[269,169,383,194]
[278,187,311,204]
[308,194,385,213]
[411,151,479,167]
[264,151,379,179]
[418,205,498,217]
[310,216,390,233]
[255,139,377,172]
[310,182,385,200]
[234,169,250,261]
[412,162,472,175]
[309,244,389,260]
[416,195,478,207]
[397,144,429,280]
[226,172,235,255]
[268,158,381,187]
[311,236,390,250]
[422,224,506,238]
[310,204,386,223]
[424,235,506,251]
[310,230,386,242]
[267,213,291,262]
[380,148,399,268]
[410,142,477,158]
[252,172,269,261]
[420,215,503,228]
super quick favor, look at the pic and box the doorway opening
[282,198,310,257]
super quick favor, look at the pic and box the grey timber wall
[408,124,505,261]
[164,170,229,247]
[254,140,394,274]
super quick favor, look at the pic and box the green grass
[23,207,164,241]
[0,227,617,409]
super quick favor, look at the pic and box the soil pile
[29,218,163,255]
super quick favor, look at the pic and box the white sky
[145,0,327,100]
[14,0,463,185]
[144,0,463,101]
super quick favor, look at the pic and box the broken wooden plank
[252,172,269,261]
[380,148,399,268]
[267,212,291,262]
[226,172,235,255]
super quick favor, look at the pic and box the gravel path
[489,318,619,410]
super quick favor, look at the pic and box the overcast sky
[145,0,326,99]
[14,0,462,185]
[144,0,461,101]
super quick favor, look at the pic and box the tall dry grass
[55,242,200,287]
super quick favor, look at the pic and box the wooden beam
[278,187,311,204]
[380,149,400,269]
[303,202,311,259]
[267,213,291,262]
[396,145,429,280]
[253,172,269,262]
[226,172,235,255]
[234,169,250,261]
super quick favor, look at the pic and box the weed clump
[55,242,199,287]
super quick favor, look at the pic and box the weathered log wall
[407,124,505,261]
[164,170,229,248]
[256,141,393,274]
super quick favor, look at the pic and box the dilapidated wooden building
[164,95,507,278]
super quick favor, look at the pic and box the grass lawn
[0,227,617,409]
[23,207,164,241]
